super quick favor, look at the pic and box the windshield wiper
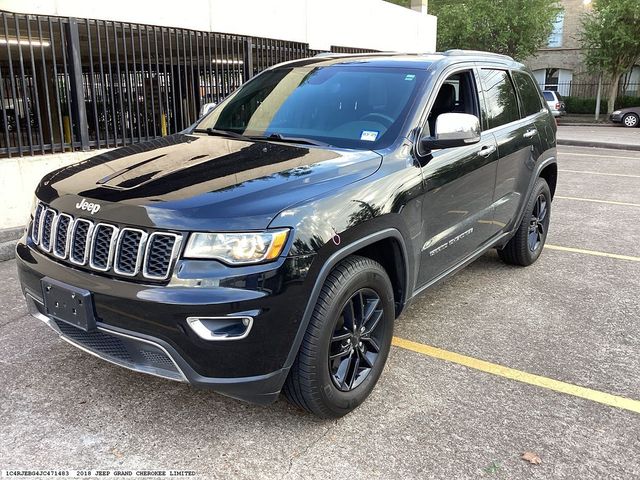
[251,133,330,147]
[193,127,252,141]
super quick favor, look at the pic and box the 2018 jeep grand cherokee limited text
[16,51,557,418]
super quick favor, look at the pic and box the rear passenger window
[513,71,544,117]
[479,69,520,130]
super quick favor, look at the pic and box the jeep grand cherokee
[16,50,557,418]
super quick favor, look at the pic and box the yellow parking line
[555,195,640,207]
[560,151,640,161]
[545,244,640,262]
[559,169,640,178]
[392,336,640,414]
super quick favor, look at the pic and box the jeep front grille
[31,202,181,281]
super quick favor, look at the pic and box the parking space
[1,144,639,479]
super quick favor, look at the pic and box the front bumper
[610,113,624,123]
[16,239,315,404]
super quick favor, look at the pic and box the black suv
[16,51,557,418]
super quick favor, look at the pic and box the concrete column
[411,0,428,13]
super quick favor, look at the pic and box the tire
[622,113,639,128]
[498,177,551,267]
[283,255,395,418]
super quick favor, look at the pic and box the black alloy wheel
[528,193,548,252]
[498,177,551,266]
[283,255,395,418]
[329,288,385,391]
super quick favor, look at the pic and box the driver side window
[426,70,479,136]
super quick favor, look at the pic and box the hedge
[564,96,640,114]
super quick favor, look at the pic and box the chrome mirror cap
[435,112,481,144]
[421,112,481,151]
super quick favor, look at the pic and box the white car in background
[543,90,566,117]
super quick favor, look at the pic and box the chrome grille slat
[69,218,95,266]
[114,228,147,276]
[32,203,45,245]
[31,202,181,281]
[40,208,57,252]
[89,223,119,271]
[143,232,182,281]
[53,213,73,259]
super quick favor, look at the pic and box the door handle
[523,128,538,139]
[477,145,496,158]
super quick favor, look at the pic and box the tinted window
[479,69,520,129]
[196,65,427,149]
[543,91,554,101]
[513,71,544,117]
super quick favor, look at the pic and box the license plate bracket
[41,277,96,331]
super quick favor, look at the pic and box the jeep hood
[37,134,382,231]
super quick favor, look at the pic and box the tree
[581,0,640,114]
[427,0,561,60]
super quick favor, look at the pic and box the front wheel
[622,113,639,128]
[498,177,551,266]
[283,255,395,418]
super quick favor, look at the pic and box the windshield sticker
[404,74,416,81]
[360,130,379,141]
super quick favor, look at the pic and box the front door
[415,69,500,287]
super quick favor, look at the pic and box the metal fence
[0,11,377,158]
[542,81,640,98]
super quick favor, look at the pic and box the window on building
[547,11,564,48]
[544,68,559,91]
[479,69,520,130]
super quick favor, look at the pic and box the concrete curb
[0,226,23,262]
[557,123,613,127]
[557,139,640,152]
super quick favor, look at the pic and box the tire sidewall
[521,179,551,263]
[313,265,395,415]
[623,113,639,128]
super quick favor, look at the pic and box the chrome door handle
[477,145,496,157]
[523,128,538,139]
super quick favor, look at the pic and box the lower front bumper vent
[26,294,186,382]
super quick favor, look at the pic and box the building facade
[525,0,639,98]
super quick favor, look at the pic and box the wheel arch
[282,228,409,371]
[539,161,558,199]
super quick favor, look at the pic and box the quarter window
[513,71,544,117]
[479,69,520,130]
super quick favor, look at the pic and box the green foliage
[564,96,640,114]
[564,96,607,114]
[581,0,640,113]
[385,0,411,7]
[428,0,561,60]
[581,0,640,77]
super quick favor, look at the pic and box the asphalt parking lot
[1,142,639,479]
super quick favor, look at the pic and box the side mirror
[420,112,481,150]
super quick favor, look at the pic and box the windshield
[195,65,427,149]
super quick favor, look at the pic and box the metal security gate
[0,10,377,158]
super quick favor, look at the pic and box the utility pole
[594,74,602,121]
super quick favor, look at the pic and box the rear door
[477,68,539,230]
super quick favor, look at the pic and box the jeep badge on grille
[75,198,101,215]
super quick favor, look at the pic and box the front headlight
[183,229,290,265]
[612,110,622,115]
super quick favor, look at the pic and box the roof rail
[442,49,514,61]
[313,51,402,58]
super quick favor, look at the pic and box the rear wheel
[283,255,395,418]
[622,113,639,128]
[498,177,551,266]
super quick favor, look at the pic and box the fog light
[186,316,253,341]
